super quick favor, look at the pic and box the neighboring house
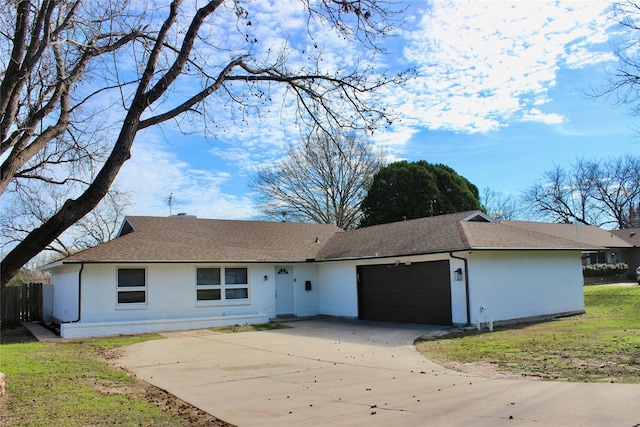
[611,228,640,281]
[42,211,597,338]
[504,220,634,270]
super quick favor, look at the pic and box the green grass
[416,285,640,383]
[0,331,190,426]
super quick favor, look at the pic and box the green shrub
[582,262,628,277]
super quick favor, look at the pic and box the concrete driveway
[116,318,640,426]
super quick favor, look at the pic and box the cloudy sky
[116,0,639,220]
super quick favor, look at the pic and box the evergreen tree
[359,161,481,227]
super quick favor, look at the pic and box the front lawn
[0,330,231,426]
[416,284,640,383]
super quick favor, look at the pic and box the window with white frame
[117,268,146,304]
[197,267,249,302]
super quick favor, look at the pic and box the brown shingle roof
[63,216,342,263]
[504,221,632,249]
[459,221,599,250]
[611,228,640,247]
[316,211,473,259]
[57,211,602,266]
[317,211,597,260]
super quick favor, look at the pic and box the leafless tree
[251,129,385,229]
[521,161,598,225]
[599,1,640,115]
[0,0,410,285]
[521,155,640,228]
[481,187,519,220]
[50,188,131,256]
[591,155,640,228]
[1,183,130,258]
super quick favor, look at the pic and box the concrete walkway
[20,322,60,341]
[116,318,640,427]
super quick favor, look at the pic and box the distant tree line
[253,144,639,232]
[521,155,640,229]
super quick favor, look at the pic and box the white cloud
[371,123,420,149]
[94,0,625,222]
[390,0,616,134]
[521,108,564,124]
[116,131,255,219]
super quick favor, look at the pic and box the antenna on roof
[167,193,173,217]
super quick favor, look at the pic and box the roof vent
[171,213,197,218]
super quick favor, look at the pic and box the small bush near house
[582,262,628,277]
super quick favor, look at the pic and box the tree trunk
[1,114,139,286]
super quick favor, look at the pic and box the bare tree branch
[520,155,640,228]
[251,128,385,229]
[1,0,410,285]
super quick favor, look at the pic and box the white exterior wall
[50,249,584,338]
[56,263,277,338]
[287,264,320,317]
[448,257,468,325]
[317,261,358,317]
[51,265,82,322]
[467,250,584,326]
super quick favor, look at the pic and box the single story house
[42,211,598,338]
[503,220,638,283]
[611,227,640,281]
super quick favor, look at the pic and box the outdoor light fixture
[264,275,268,281]
[454,268,463,281]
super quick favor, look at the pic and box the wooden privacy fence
[1,283,43,325]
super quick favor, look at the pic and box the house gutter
[70,263,84,323]
[449,252,470,326]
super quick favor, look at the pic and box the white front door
[275,266,294,316]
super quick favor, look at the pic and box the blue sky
[116,0,639,220]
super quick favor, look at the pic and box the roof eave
[38,259,65,271]
[467,246,601,251]
[318,246,472,262]
[58,258,316,265]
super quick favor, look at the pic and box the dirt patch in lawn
[95,346,234,426]
[438,360,531,380]
[143,382,230,426]
[434,354,640,383]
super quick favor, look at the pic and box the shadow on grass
[1,324,37,345]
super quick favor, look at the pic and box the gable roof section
[611,227,640,247]
[316,211,594,260]
[504,221,632,249]
[458,221,599,251]
[317,211,474,260]
[61,216,342,263]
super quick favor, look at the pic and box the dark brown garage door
[357,260,452,325]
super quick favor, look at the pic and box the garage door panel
[358,260,452,325]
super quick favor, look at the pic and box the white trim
[116,217,137,237]
[194,266,250,304]
[116,266,148,308]
[59,313,269,338]
[462,211,495,223]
